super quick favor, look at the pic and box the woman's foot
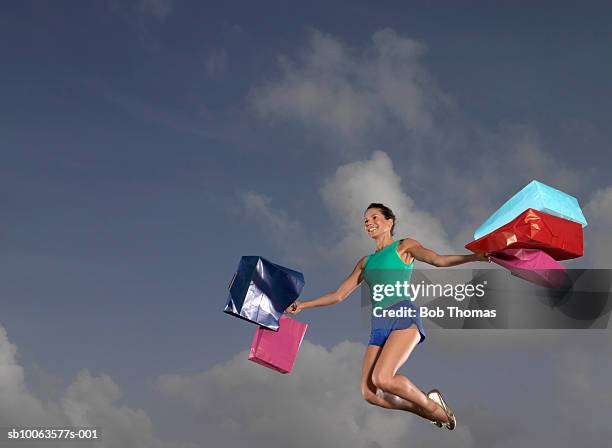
[419,389,443,428]
[427,389,457,430]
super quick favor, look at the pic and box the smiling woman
[365,203,397,238]
[285,202,492,430]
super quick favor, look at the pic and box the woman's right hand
[284,300,304,315]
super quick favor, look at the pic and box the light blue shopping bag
[474,180,587,240]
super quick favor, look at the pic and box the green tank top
[363,240,415,310]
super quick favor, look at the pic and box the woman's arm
[285,256,367,314]
[398,238,490,267]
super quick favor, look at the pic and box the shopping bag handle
[281,301,300,319]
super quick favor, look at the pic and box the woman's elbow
[332,292,344,304]
[432,256,446,267]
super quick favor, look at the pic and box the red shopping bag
[466,208,583,261]
[248,315,308,374]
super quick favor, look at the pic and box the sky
[1,1,612,447]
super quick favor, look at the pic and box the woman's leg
[360,344,423,412]
[370,325,449,423]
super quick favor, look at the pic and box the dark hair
[365,203,396,236]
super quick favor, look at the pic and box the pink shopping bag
[491,248,569,289]
[248,315,308,374]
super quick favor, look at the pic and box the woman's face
[364,208,393,239]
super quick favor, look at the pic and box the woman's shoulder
[356,254,369,268]
[397,237,420,249]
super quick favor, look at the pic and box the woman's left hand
[474,252,492,263]
[284,300,304,315]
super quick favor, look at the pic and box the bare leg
[361,345,422,412]
[370,326,450,423]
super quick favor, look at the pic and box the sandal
[427,389,457,430]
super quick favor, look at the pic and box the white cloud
[158,332,612,448]
[0,325,65,428]
[240,151,455,273]
[320,150,454,263]
[553,335,612,428]
[157,340,474,448]
[583,185,612,268]
[0,323,197,448]
[248,28,584,262]
[250,29,452,142]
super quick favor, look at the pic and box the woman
[285,202,491,430]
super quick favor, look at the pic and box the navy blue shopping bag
[224,256,305,331]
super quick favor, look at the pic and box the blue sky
[1,1,612,447]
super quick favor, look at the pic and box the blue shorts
[368,299,426,346]
[368,325,426,346]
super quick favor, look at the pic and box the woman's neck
[374,235,394,251]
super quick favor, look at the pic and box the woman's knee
[362,390,379,405]
[360,383,378,404]
[371,371,395,392]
